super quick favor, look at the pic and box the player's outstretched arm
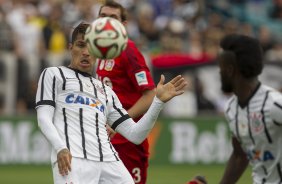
[114,75,187,144]
[156,75,187,102]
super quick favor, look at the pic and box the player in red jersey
[96,1,156,184]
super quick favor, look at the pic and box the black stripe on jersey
[95,113,103,161]
[63,108,70,150]
[235,103,242,143]
[273,102,282,125]
[247,105,255,145]
[40,69,47,101]
[75,72,83,92]
[261,91,272,144]
[274,102,282,110]
[52,76,56,101]
[101,82,108,104]
[262,165,268,175]
[107,135,119,161]
[273,120,282,126]
[262,178,266,184]
[36,100,55,107]
[79,108,87,158]
[58,67,66,90]
[89,77,98,98]
[277,163,282,183]
[112,114,130,130]
[112,95,124,116]
[226,97,235,115]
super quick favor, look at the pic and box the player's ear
[122,20,128,26]
[69,43,73,50]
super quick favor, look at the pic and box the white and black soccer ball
[85,17,128,59]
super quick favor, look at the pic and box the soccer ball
[85,17,128,59]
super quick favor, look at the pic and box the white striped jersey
[36,66,131,163]
[225,83,282,183]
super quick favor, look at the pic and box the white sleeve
[36,106,67,153]
[35,68,57,108]
[115,97,164,144]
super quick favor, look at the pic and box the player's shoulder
[124,39,138,52]
[42,66,67,76]
[224,94,236,111]
[126,39,135,46]
[265,87,282,121]
[121,39,144,63]
[261,84,282,102]
[40,66,58,75]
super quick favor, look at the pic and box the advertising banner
[0,116,232,165]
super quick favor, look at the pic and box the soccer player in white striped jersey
[35,22,187,184]
[218,34,282,184]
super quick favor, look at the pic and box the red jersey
[96,39,155,144]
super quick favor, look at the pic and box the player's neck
[234,79,260,108]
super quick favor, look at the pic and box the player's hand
[57,148,72,176]
[106,124,116,139]
[156,75,187,102]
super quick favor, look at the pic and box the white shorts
[52,157,134,184]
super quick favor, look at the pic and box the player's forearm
[37,106,67,153]
[219,152,249,184]
[115,96,164,144]
[127,89,155,119]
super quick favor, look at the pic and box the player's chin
[221,85,232,93]
[78,65,92,73]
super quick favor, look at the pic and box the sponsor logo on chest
[65,93,105,113]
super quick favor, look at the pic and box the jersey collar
[238,82,261,108]
[67,66,93,77]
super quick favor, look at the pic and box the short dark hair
[98,0,127,22]
[71,22,90,43]
[220,34,263,78]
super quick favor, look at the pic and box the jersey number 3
[132,167,141,183]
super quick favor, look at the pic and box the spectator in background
[150,0,173,17]
[135,1,159,42]
[239,22,254,37]
[0,8,15,52]
[269,0,282,20]
[5,2,41,114]
[7,3,41,79]
[257,26,274,52]
[223,19,239,35]
[264,40,282,62]
[41,3,68,68]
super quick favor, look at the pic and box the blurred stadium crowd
[0,0,282,116]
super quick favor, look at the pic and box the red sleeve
[123,40,155,92]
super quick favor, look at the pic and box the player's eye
[76,42,86,48]
[110,15,119,20]
[99,13,107,18]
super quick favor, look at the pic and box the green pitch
[0,164,251,184]
[147,164,252,184]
